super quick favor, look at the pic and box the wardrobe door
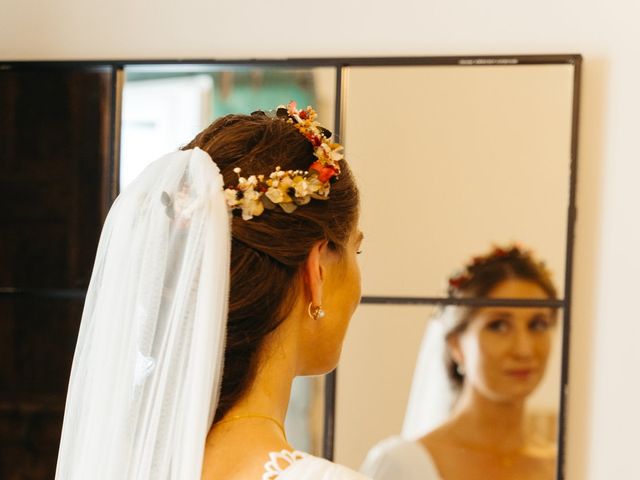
[0,64,115,479]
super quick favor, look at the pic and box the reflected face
[303,227,364,375]
[451,279,557,403]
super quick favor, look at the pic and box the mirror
[335,62,577,478]
[0,56,579,480]
[118,63,337,456]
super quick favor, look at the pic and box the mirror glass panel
[336,304,564,471]
[343,64,574,298]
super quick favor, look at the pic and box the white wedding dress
[264,450,370,480]
[360,436,443,480]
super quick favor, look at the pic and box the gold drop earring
[308,302,326,320]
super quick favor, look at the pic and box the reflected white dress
[360,436,443,480]
[265,450,370,480]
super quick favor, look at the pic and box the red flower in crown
[449,274,470,289]
[307,133,322,147]
[309,161,338,183]
[494,247,508,257]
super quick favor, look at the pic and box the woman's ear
[446,334,464,368]
[304,240,329,307]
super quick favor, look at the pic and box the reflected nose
[511,329,535,358]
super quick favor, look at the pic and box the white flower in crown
[265,186,285,204]
[224,188,240,207]
[240,187,264,221]
[293,177,310,198]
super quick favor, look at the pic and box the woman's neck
[225,336,296,429]
[208,326,299,448]
[450,387,527,452]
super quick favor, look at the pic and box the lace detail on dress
[263,450,308,479]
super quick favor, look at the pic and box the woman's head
[182,109,360,421]
[442,246,558,402]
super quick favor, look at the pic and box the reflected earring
[308,302,326,320]
[456,364,466,376]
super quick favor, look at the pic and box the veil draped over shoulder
[56,148,231,479]
[402,308,459,439]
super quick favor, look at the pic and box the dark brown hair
[443,247,558,388]
[182,112,359,421]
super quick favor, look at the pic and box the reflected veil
[402,308,458,439]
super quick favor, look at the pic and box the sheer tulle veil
[56,148,231,479]
[401,307,459,440]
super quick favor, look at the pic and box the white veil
[56,148,231,479]
[401,307,459,440]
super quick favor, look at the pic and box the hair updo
[182,112,359,421]
[442,246,558,388]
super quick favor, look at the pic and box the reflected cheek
[535,337,552,367]
[473,337,513,384]
[478,334,512,362]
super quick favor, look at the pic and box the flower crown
[224,102,344,220]
[447,244,551,293]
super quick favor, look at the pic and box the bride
[55,103,369,479]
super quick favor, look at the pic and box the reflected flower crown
[224,101,344,220]
[447,244,552,293]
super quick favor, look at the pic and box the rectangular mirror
[1,55,579,480]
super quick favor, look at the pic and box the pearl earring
[456,363,466,376]
[308,302,326,320]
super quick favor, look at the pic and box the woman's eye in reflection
[486,318,510,333]
[529,315,551,332]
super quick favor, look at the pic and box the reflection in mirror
[119,64,337,455]
[335,61,576,479]
[357,246,562,480]
[343,64,574,298]
[336,270,563,478]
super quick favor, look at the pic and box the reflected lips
[505,368,536,380]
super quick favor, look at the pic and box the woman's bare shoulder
[419,421,459,452]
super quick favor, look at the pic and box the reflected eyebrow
[357,231,364,242]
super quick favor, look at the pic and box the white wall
[3,1,639,478]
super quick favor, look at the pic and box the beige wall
[3,1,639,478]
